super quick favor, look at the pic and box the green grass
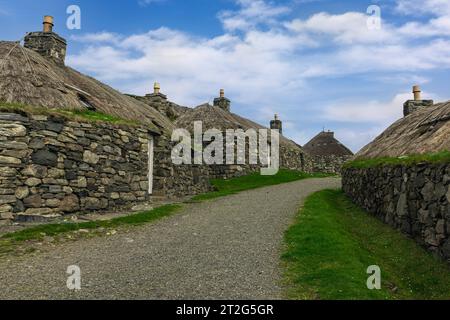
[344,150,450,169]
[191,169,334,201]
[0,204,181,244]
[0,101,138,126]
[282,189,450,300]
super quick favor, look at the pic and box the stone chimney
[145,82,168,101]
[213,89,231,112]
[24,16,67,65]
[270,114,283,135]
[403,85,434,117]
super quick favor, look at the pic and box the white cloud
[218,0,290,31]
[67,0,450,150]
[395,0,450,16]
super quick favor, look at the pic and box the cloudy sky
[1,0,449,152]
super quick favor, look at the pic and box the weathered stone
[47,168,65,179]
[25,178,42,187]
[0,156,21,165]
[0,195,16,205]
[396,193,407,216]
[24,208,55,216]
[0,123,26,137]
[31,149,58,167]
[83,197,101,210]
[46,198,61,208]
[23,194,42,208]
[436,219,445,235]
[77,176,87,188]
[0,167,17,177]
[29,137,45,149]
[15,186,30,200]
[0,189,14,195]
[59,194,80,212]
[0,211,14,219]
[0,113,29,122]
[0,204,12,213]
[46,121,64,133]
[0,141,28,150]
[110,192,120,200]
[421,182,435,202]
[22,164,48,178]
[83,150,100,164]
[446,186,450,203]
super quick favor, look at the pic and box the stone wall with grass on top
[0,111,154,224]
[310,155,353,174]
[342,163,450,262]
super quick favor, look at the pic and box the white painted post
[148,136,154,195]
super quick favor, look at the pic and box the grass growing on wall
[0,101,139,126]
[191,169,335,201]
[282,189,450,300]
[344,150,450,169]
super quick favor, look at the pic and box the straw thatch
[174,103,306,152]
[304,131,353,157]
[356,101,450,159]
[0,41,174,134]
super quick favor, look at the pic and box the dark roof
[0,41,174,134]
[356,101,450,159]
[304,131,353,157]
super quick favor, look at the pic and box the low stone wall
[342,163,450,262]
[0,112,153,224]
[311,155,353,174]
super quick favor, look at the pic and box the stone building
[303,131,353,174]
[342,86,450,262]
[0,16,312,224]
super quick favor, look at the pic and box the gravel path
[0,178,340,300]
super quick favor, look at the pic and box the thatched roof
[0,41,174,134]
[356,101,450,159]
[174,103,306,152]
[304,131,353,157]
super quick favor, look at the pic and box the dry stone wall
[342,163,450,262]
[0,112,153,224]
[311,155,353,174]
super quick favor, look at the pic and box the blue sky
[1,0,449,152]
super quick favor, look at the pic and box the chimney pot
[413,85,421,101]
[43,15,54,33]
[154,82,161,94]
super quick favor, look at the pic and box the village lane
[0,177,340,299]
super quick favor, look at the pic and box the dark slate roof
[303,131,353,157]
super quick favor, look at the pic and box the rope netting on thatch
[0,41,174,133]
[356,102,450,159]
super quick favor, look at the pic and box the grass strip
[282,189,450,300]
